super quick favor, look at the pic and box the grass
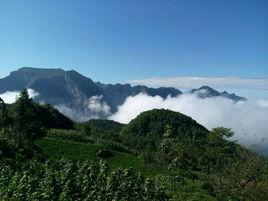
[36,137,217,200]
[37,138,103,161]
[37,137,168,177]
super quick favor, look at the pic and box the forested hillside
[0,90,267,201]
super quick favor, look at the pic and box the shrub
[96,148,113,159]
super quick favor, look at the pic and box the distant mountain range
[189,85,247,101]
[0,67,246,121]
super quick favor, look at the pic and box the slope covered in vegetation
[120,109,208,151]
[0,90,267,201]
[76,119,123,141]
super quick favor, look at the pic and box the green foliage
[5,99,73,131]
[159,124,206,170]
[120,109,208,152]
[1,99,267,201]
[0,90,46,161]
[0,97,7,129]
[12,89,45,144]
[76,119,123,141]
[75,120,134,153]
[205,149,268,201]
[135,119,268,201]
[0,89,74,161]
[200,127,238,172]
[36,138,103,161]
[35,137,222,200]
[208,127,234,145]
[96,148,113,159]
[35,104,74,129]
[36,137,168,178]
[47,129,88,142]
[0,160,169,201]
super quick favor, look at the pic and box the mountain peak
[190,85,220,98]
[17,67,65,73]
[66,69,80,74]
[198,86,219,93]
[189,86,246,101]
[199,85,212,90]
[13,67,65,78]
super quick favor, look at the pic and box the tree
[208,127,234,145]
[207,150,267,201]
[160,124,177,163]
[0,97,9,141]
[203,128,268,200]
[160,124,202,170]
[12,89,44,146]
[0,97,5,130]
[200,127,237,172]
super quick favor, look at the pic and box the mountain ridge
[189,85,246,101]
[0,67,247,120]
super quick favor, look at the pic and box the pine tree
[12,89,44,146]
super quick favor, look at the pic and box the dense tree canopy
[76,119,123,141]
[35,104,74,129]
[120,109,208,151]
[12,89,44,144]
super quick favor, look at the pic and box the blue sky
[0,0,267,98]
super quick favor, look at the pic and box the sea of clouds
[1,89,267,155]
[109,93,268,155]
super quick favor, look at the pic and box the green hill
[6,102,74,130]
[0,91,267,201]
[120,109,208,151]
[35,104,74,129]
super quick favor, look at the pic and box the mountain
[0,68,103,120]
[97,82,183,111]
[189,86,246,102]
[0,67,182,120]
[0,68,247,121]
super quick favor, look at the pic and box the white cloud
[0,91,20,104]
[128,76,268,90]
[28,89,39,99]
[259,100,268,108]
[84,95,111,115]
[54,104,94,122]
[56,95,111,122]
[0,89,39,104]
[109,93,268,155]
